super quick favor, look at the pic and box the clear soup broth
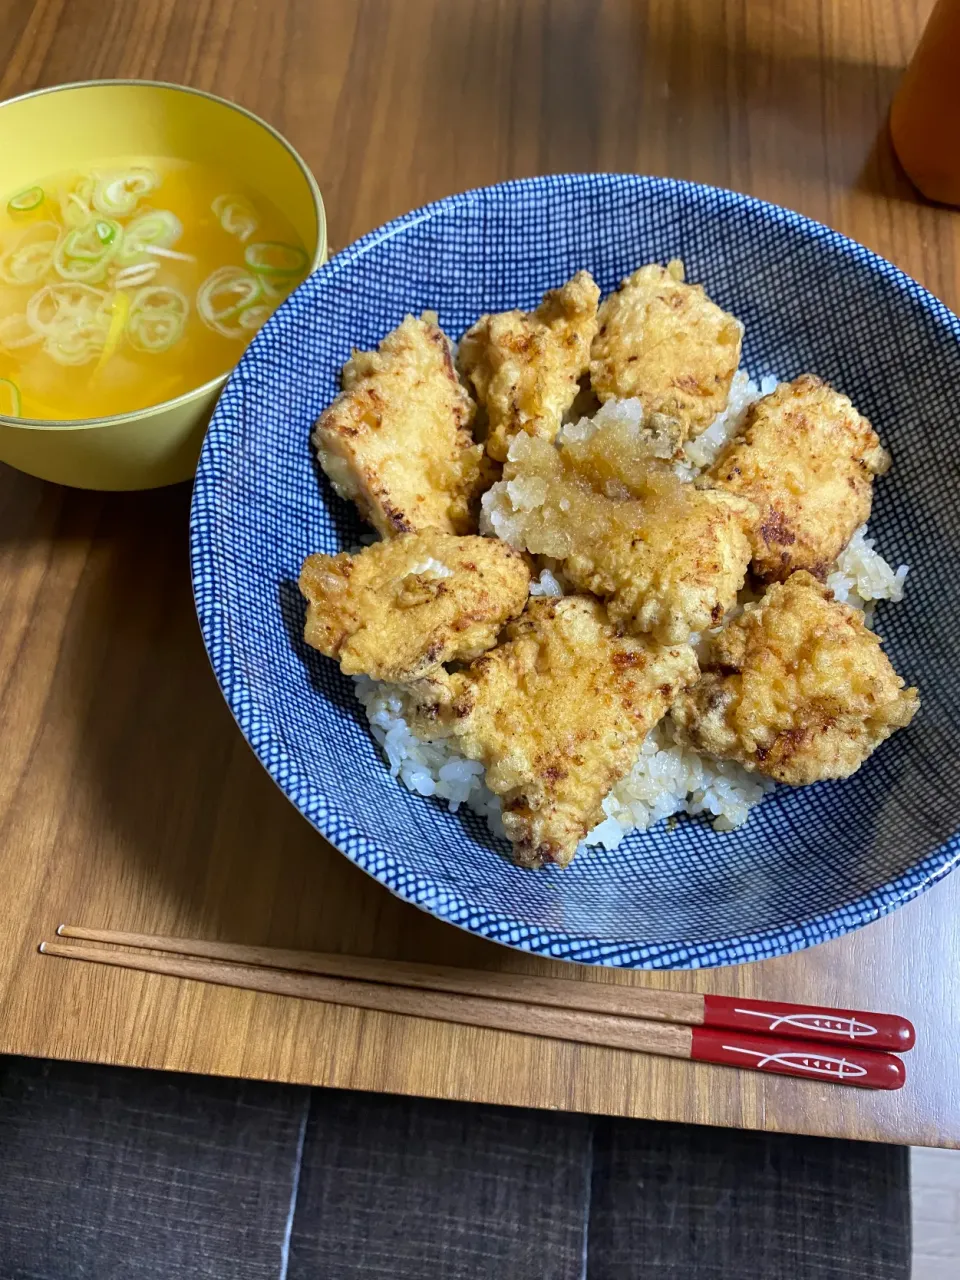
[0,157,310,421]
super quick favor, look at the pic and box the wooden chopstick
[54,924,702,1020]
[53,924,916,1053]
[40,938,691,1056]
[40,929,908,1089]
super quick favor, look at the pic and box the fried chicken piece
[299,533,530,682]
[589,259,743,445]
[312,313,486,538]
[706,374,891,582]
[670,571,918,785]
[458,271,600,463]
[480,401,758,643]
[406,597,698,867]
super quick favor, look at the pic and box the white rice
[354,667,775,850]
[352,369,910,856]
[528,566,566,597]
[680,371,778,471]
[827,525,909,627]
[585,720,775,845]
[353,674,508,840]
[404,557,454,579]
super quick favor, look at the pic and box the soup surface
[0,157,310,421]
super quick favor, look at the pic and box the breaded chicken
[481,403,758,643]
[299,533,530,682]
[458,271,600,463]
[590,260,743,445]
[706,375,891,582]
[670,571,918,785]
[406,596,698,867]
[312,313,486,538]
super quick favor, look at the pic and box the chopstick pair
[40,926,914,1090]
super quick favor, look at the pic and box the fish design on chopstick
[732,1007,879,1040]
[722,1044,869,1081]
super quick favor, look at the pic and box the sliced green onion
[237,304,272,332]
[0,229,59,285]
[44,330,104,366]
[144,244,196,262]
[0,314,43,351]
[0,239,54,283]
[53,244,108,282]
[7,186,43,214]
[196,266,262,338]
[92,167,159,217]
[261,274,294,301]
[33,290,111,364]
[244,241,308,277]
[212,193,258,242]
[0,378,22,416]
[61,187,92,227]
[61,228,106,263]
[26,282,110,339]
[126,284,189,353]
[53,218,122,282]
[116,210,182,266]
[113,262,159,290]
[133,285,187,313]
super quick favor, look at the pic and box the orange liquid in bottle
[890,0,960,206]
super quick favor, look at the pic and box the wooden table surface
[2,0,959,1149]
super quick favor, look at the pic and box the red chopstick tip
[701,994,915,1053]
[690,1026,907,1089]
[895,1019,917,1053]
[887,1056,908,1090]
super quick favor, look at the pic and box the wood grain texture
[2,0,959,1147]
[38,942,698,1060]
[54,927,712,1023]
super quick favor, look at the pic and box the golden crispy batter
[481,403,758,643]
[299,533,530,682]
[589,259,743,444]
[707,375,891,582]
[312,313,486,538]
[670,572,918,785]
[406,597,698,867]
[458,271,600,463]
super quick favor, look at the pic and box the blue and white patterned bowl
[191,174,960,969]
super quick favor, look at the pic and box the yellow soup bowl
[0,80,325,490]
